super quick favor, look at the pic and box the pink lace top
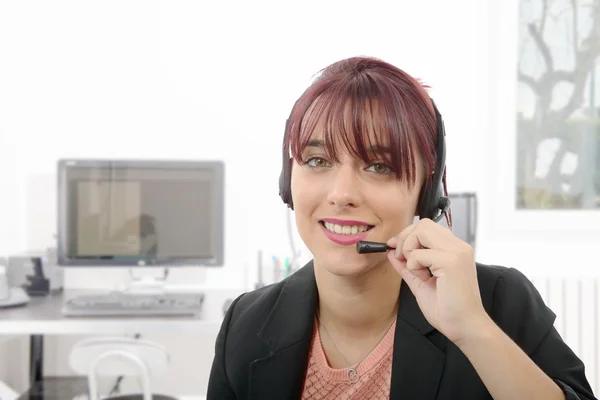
[300,318,396,400]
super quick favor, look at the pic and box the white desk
[0,287,242,398]
[0,288,241,334]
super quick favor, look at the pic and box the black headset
[278,98,450,223]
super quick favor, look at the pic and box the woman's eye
[367,163,392,174]
[306,157,330,168]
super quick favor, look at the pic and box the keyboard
[62,291,205,317]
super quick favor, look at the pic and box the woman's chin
[314,251,387,277]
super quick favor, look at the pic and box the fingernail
[395,246,400,258]
[387,237,396,247]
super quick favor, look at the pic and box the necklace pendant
[347,367,359,384]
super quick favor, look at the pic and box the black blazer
[207,261,596,399]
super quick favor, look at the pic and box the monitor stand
[125,267,170,294]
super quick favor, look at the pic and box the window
[517,0,600,210]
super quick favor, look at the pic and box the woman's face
[290,130,425,277]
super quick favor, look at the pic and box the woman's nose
[326,167,363,208]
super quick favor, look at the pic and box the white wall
[1,0,598,397]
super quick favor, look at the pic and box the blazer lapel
[249,262,319,400]
[390,281,446,400]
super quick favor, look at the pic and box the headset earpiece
[279,156,293,209]
[279,119,294,209]
[416,98,448,221]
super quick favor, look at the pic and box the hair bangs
[289,78,421,187]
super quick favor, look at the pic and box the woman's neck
[314,259,401,341]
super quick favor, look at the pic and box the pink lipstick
[319,219,374,246]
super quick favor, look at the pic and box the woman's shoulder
[474,262,546,306]
[224,264,313,332]
[474,262,556,347]
[227,279,287,326]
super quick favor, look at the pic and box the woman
[207,56,596,399]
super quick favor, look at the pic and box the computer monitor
[57,159,224,268]
[447,192,477,250]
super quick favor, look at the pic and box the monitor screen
[447,192,477,249]
[57,159,224,267]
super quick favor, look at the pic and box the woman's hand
[387,218,492,345]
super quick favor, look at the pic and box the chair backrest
[70,337,171,400]
[69,337,170,376]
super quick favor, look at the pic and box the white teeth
[324,222,369,235]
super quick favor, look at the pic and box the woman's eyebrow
[306,139,325,149]
[307,139,391,154]
[367,145,392,154]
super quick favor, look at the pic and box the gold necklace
[315,310,397,384]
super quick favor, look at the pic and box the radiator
[530,277,599,395]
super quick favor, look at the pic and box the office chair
[69,337,177,400]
